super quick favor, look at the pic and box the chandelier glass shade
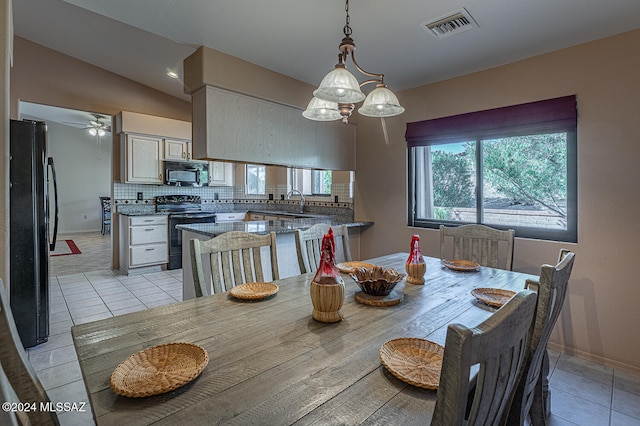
[358,84,405,117]
[303,0,404,124]
[302,97,342,121]
[313,66,365,104]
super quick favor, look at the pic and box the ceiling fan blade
[62,121,91,129]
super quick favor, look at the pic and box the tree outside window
[407,96,577,242]
[289,168,332,195]
[246,164,265,195]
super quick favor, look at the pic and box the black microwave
[164,160,209,187]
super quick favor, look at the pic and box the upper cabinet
[123,135,163,184]
[209,161,233,186]
[116,111,193,184]
[164,138,192,161]
[191,86,355,170]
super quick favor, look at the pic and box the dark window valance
[405,95,577,147]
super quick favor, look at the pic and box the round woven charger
[471,288,516,308]
[110,342,209,398]
[380,338,444,389]
[442,259,481,272]
[230,282,279,300]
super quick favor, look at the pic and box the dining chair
[99,196,111,235]
[439,224,515,270]
[0,280,59,425]
[507,250,576,426]
[0,361,23,426]
[431,290,537,426]
[295,223,352,274]
[190,231,279,297]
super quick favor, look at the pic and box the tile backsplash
[114,183,354,218]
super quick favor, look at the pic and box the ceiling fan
[87,114,111,137]
[63,113,112,136]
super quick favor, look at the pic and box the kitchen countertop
[118,210,332,219]
[118,211,171,216]
[176,217,372,238]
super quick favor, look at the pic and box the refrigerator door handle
[47,157,59,251]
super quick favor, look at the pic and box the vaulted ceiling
[13,0,640,103]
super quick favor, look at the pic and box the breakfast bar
[71,254,536,425]
[177,218,372,299]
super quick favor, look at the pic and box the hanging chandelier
[303,0,404,124]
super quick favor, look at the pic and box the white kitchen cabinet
[164,138,192,161]
[122,134,163,184]
[119,215,168,274]
[192,86,355,170]
[215,212,247,222]
[209,161,234,186]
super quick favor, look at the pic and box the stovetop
[156,195,206,214]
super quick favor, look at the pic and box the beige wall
[7,36,193,271]
[355,29,640,372]
[10,37,191,121]
[0,0,11,287]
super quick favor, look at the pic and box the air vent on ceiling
[421,8,478,38]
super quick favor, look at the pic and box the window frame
[289,168,333,196]
[406,97,578,243]
[245,164,266,195]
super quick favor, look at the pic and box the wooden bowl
[349,266,405,296]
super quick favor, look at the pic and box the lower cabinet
[119,215,168,274]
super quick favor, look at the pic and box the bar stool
[99,196,111,235]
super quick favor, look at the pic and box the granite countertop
[118,211,170,217]
[176,217,372,238]
[118,209,329,218]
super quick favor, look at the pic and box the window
[407,96,577,242]
[289,168,332,195]
[246,164,266,195]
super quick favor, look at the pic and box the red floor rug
[50,240,82,256]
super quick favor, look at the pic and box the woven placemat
[110,342,209,398]
[230,282,279,300]
[441,259,481,272]
[471,288,516,308]
[380,338,444,389]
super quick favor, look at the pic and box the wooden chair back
[508,250,575,425]
[295,223,352,274]
[440,224,515,270]
[0,280,59,425]
[190,231,279,297]
[431,290,537,426]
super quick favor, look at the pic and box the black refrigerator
[9,119,58,348]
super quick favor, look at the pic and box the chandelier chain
[343,0,352,36]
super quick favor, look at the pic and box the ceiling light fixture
[167,70,179,79]
[88,117,107,137]
[303,0,404,124]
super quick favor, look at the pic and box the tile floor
[28,268,183,426]
[29,229,640,426]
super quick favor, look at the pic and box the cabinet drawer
[130,243,168,266]
[130,225,167,245]
[129,216,167,226]
[216,212,247,222]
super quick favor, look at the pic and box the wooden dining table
[71,253,537,425]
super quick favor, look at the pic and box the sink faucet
[287,189,306,213]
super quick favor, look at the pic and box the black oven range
[156,195,216,270]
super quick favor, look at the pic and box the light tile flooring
[29,268,183,425]
[27,232,640,425]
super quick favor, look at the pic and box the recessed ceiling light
[167,71,179,79]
